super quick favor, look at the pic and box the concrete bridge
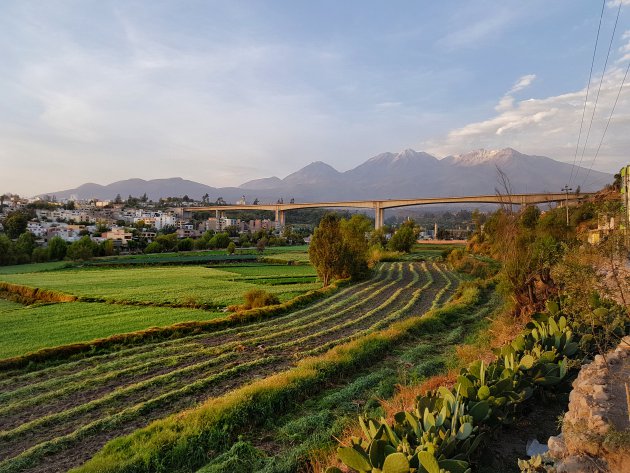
[183,193,590,229]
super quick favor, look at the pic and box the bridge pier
[374,202,384,230]
[275,208,285,229]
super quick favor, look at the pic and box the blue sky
[1,0,629,196]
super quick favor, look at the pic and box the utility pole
[561,185,572,226]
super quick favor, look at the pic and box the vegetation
[0,261,460,472]
[0,303,225,359]
[241,288,280,310]
[309,214,371,285]
[0,264,319,308]
[388,220,419,253]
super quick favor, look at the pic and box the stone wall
[548,336,630,473]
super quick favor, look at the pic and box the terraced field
[0,261,460,473]
[0,264,319,307]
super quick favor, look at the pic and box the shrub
[48,236,67,260]
[242,289,280,310]
[67,236,98,261]
[144,241,162,254]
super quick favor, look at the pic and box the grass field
[405,242,465,261]
[0,261,462,472]
[0,303,224,359]
[0,264,319,308]
[196,289,502,472]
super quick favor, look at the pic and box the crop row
[0,262,459,473]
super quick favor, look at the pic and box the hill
[44,148,611,201]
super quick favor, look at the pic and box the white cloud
[509,74,537,94]
[429,65,630,187]
[495,74,536,112]
[607,0,630,7]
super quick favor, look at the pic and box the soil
[478,398,568,473]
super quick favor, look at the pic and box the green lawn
[0,302,224,359]
[0,261,71,275]
[0,299,22,310]
[0,264,320,307]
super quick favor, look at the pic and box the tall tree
[48,236,67,261]
[308,214,347,286]
[388,220,418,252]
[3,211,28,239]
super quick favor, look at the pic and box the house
[101,228,133,243]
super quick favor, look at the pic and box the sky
[1,0,629,197]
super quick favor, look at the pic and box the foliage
[2,211,29,238]
[177,238,193,251]
[210,232,231,249]
[48,236,67,261]
[0,235,16,265]
[144,241,162,254]
[14,232,36,260]
[66,236,98,261]
[309,213,370,286]
[388,220,419,253]
[329,309,588,473]
[241,288,281,310]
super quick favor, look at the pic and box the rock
[556,455,598,473]
[548,434,567,459]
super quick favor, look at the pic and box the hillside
[44,148,611,201]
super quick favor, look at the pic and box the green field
[0,261,464,472]
[403,242,465,260]
[0,261,71,275]
[0,264,319,307]
[0,302,223,359]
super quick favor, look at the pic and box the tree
[227,241,236,255]
[308,214,347,286]
[177,238,193,251]
[3,211,28,238]
[15,232,37,259]
[141,193,148,203]
[256,237,267,254]
[208,232,230,249]
[388,220,418,252]
[144,241,162,254]
[340,214,371,279]
[67,236,98,261]
[99,240,115,256]
[0,235,16,265]
[48,236,67,260]
[156,233,178,251]
[114,194,122,204]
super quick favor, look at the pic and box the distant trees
[48,236,67,261]
[67,236,98,261]
[3,211,28,239]
[144,241,162,254]
[308,213,370,286]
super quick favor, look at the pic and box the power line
[572,0,622,184]
[568,0,606,185]
[581,61,630,188]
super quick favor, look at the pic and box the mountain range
[44,148,612,202]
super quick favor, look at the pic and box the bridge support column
[215,210,219,219]
[275,208,285,229]
[374,202,384,229]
